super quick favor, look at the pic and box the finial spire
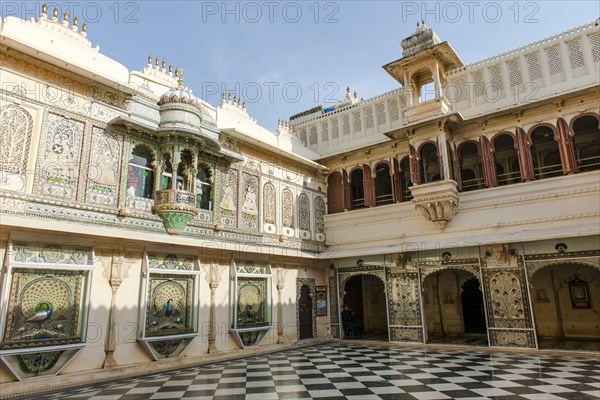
[155,56,159,67]
[148,53,152,65]
[168,63,173,73]
[53,7,58,18]
[42,3,47,15]
[63,11,69,21]
[162,59,166,70]
[73,16,78,26]
[82,21,87,32]
[346,86,350,94]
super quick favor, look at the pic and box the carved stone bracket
[411,180,459,229]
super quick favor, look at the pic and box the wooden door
[299,285,313,339]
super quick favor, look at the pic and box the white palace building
[0,4,599,397]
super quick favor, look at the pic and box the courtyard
[31,343,600,400]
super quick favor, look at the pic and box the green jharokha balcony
[152,189,198,235]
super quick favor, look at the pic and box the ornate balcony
[152,189,198,235]
[410,180,459,229]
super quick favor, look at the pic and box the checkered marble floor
[36,343,600,400]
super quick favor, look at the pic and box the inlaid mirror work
[138,252,201,360]
[0,241,93,380]
[229,260,272,348]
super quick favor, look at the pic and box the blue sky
[7,1,600,129]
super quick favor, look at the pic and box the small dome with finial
[158,69,204,112]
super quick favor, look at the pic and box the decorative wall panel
[387,271,424,343]
[0,104,33,192]
[298,193,310,231]
[263,182,276,224]
[481,264,536,348]
[218,168,238,227]
[314,196,326,234]
[241,172,259,231]
[37,113,85,200]
[86,127,121,206]
[282,188,294,228]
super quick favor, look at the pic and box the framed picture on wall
[315,286,328,316]
[569,278,591,309]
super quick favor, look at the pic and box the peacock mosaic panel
[241,172,259,231]
[237,278,268,328]
[147,253,196,271]
[11,242,93,266]
[86,127,121,207]
[2,269,85,350]
[37,112,85,200]
[145,274,194,337]
[387,271,424,343]
[218,167,238,227]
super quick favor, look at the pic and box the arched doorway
[461,277,486,334]
[298,285,313,340]
[529,263,600,351]
[422,269,488,346]
[342,274,388,340]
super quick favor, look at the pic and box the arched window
[196,163,212,210]
[458,141,484,191]
[572,115,600,171]
[299,193,310,230]
[493,134,520,186]
[350,168,365,210]
[160,153,173,190]
[530,125,562,179]
[327,172,344,214]
[375,163,393,205]
[176,149,193,191]
[127,145,154,198]
[400,156,413,201]
[420,143,441,183]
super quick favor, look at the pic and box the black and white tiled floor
[37,343,600,400]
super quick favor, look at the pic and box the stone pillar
[102,247,130,369]
[275,267,287,343]
[203,262,223,353]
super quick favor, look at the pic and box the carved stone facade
[0,8,598,397]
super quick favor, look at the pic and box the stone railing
[445,20,600,119]
[291,88,405,156]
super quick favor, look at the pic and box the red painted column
[556,117,578,174]
[516,127,535,181]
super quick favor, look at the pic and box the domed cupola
[157,68,205,131]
